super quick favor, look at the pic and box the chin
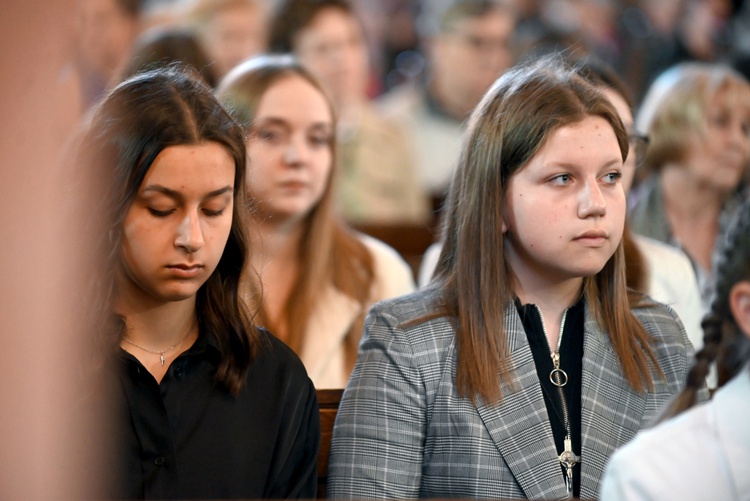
[567,260,610,279]
[156,285,203,303]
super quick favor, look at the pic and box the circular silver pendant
[550,368,568,387]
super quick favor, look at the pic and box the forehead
[601,88,633,126]
[302,7,359,39]
[209,2,262,26]
[78,0,126,17]
[525,116,621,168]
[710,83,750,117]
[142,142,235,188]
[255,75,333,122]
[445,8,514,36]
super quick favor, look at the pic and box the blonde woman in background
[630,62,750,310]
[216,55,415,389]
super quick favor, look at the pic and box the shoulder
[251,328,314,386]
[602,402,720,500]
[635,235,692,271]
[621,401,713,454]
[631,300,685,344]
[358,233,416,297]
[631,301,696,387]
[635,235,704,347]
[358,102,410,142]
[377,83,423,118]
[364,288,456,353]
[418,242,442,288]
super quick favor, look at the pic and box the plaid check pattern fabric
[328,289,696,500]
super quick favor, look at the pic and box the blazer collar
[579,310,646,499]
[474,303,647,499]
[475,305,567,499]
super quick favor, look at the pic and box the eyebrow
[141,185,233,201]
[542,158,623,171]
[256,116,333,131]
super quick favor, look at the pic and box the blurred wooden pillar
[0,1,107,498]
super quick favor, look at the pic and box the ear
[729,281,750,340]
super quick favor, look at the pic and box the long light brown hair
[216,55,374,372]
[429,57,664,404]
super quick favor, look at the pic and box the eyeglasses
[628,133,649,150]
[447,30,510,55]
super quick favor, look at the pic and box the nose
[728,121,749,151]
[284,136,310,166]
[174,212,204,254]
[578,180,607,219]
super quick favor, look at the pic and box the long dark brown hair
[76,65,262,395]
[429,57,664,404]
[216,55,374,373]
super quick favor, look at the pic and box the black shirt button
[154,456,166,466]
[174,366,183,377]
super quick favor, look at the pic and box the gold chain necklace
[122,327,193,366]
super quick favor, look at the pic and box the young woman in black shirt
[75,66,319,499]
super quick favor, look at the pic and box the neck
[249,214,305,341]
[251,214,305,268]
[115,296,197,349]
[428,79,472,121]
[515,278,582,316]
[660,165,724,220]
[514,275,583,350]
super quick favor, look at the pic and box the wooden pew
[316,388,344,498]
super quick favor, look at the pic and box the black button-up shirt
[109,329,320,499]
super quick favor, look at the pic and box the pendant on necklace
[559,436,580,497]
[160,353,165,366]
[549,352,569,387]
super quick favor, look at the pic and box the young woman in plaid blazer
[328,57,703,500]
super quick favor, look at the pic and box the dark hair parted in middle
[429,57,663,403]
[79,66,262,395]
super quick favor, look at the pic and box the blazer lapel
[579,310,646,499]
[475,307,568,500]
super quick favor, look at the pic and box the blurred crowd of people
[62,0,750,224]
[54,0,750,389]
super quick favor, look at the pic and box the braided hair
[659,199,750,420]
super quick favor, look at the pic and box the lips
[279,180,308,190]
[574,230,608,247]
[575,230,607,240]
[166,264,204,278]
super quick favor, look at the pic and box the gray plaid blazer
[328,289,697,500]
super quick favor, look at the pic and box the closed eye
[202,208,226,217]
[148,208,175,217]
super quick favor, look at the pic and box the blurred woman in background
[216,55,414,389]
